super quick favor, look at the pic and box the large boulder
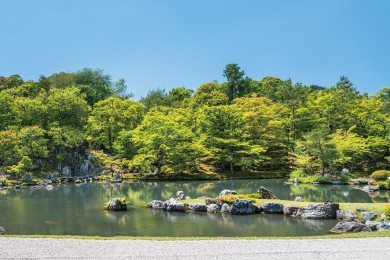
[263,202,284,214]
[257,186,277,199]
[284,205,301,216]
[330,221,371,233]
[176,191,185,200]
[164,198,188,212]
[219,189,237,196]
[231,199,256,215]
[221,203,231,213]
[377,222,390,231]
[147,200,165,209]
[365,221,382,231]
[295,202,339,219]
[188,203,207,212]
[361,211,378,222]
[0,227,6,235]
[106,198,127,211]
[336,210,357,221]
[207,204,220,213]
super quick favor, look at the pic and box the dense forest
[0,65,389,180]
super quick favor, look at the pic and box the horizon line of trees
[0,65,389,177]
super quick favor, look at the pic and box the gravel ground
[1,237,390,259]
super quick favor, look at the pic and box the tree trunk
[230,162,234,174]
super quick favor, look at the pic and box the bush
[384,204,390,218]
[378,181,390,190]
[340,174,351,183]
[371,170,390,181]
[216,194,236,204]
[289,169,306,180]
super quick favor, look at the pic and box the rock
[62,166,71,176]
[257,186,277,199]
[38,179,52,186]
[22,174,32,182]
[188,203,207,212]
[293,177,299,183]
[356,208,367,212]
[284,205,301,216]
[207,204,220,213]
[332,181,342,185]
[380,213,387,222]
[254,205,264,214]
[176,191,185,200]
[164,198,188,212]
[220,203,231,213]
[330,221,371,233]
[341,168,349,175]
[295,202,339,219]
[336,210,357,221]
[147,200,165,209]
[205,198,217,205]
[377,222,390,231]
[219,189,237,196]
[0,227,6,235]
[294,196,303,202]
[361,185,379,192]
[263,202,284,214]
[231,199,256,215]
[365,221,382,231]
[361,211,378,222]
[106,198,127,211]
[184,196,191,200]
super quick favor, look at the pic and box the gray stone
[22,174,32,182]
[257,186,277,199]
[330,221,371,233]
[106,198,127,211]
[295,202,339,219]
[284,205,301,216]
[219,189,237,196]
[188,203,207,212]
[184,196,191,200]
[263,202,284,214]
[0,227,6,235]
[176,191,185,200]
[377,222,390,231]
[336,210,357,221]
[146,200,165,209]
[164,198,188,212]
[294,196,303,202]
[341,168,349,175]
[221,203,231,213]
[254,206,264,214]
[365,221,382,231]
[62,166,71,176]
[231,199,256,215]
[361,211,378,222]
[207,204,220,213]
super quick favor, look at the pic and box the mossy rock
[105,198,127,211]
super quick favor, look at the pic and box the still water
[0,179,388,237]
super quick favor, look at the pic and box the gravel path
[1,237,390,259]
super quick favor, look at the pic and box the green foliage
[223,63,251,101]
[7,156,34,177]
[340,174,351,183]
[384,204,390,218]
[378,181,390,190]
[289,169,306,179]
[216,194,236,204]
[371,170,390,181]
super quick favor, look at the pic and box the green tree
[192,82,229,107]
[15,126,48,160]
[87,97,146,153]
[167,86,193,107]
[140,88,170,109]
[223,64,250,101]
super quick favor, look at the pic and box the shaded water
[0,179,389,236]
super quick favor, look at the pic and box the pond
[0,179,389,237]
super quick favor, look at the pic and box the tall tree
[223,64,250,101]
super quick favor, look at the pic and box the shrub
[384,204,390,218]
[378,181,390,190]
[340,174,351,183]
[371,170,390,181]
[289,169,306,180]
[216,194,236,204]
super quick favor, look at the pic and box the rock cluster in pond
[0,227,6,235]
[257,186,277,199]
[146,188,390,234]
[106,198,127,211]
[295,202,339,219]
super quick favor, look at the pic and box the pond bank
[1,237,390,259]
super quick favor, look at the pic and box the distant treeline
[0,65,389,177]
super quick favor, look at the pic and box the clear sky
[1,0,389,100]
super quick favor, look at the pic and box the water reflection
[0,180,389,236]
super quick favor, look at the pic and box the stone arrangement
[106,198,127,211]
[147,189,390,234]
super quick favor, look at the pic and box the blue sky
[1,0,389,100]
